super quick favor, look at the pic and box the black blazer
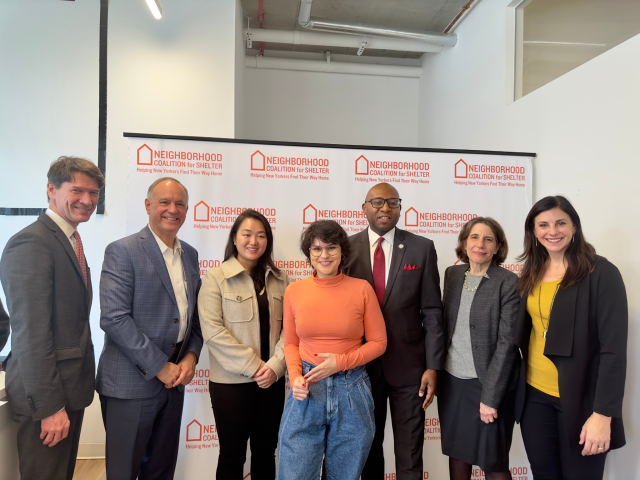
[443,264,520,408]
[344,227,444,387]
[513,256,627,454]
[0,214,95,420]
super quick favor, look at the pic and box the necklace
[538,284,560,339]
[463,269,488,292]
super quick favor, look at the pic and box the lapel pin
[399,244,404,249]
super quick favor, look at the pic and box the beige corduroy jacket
[198,256,289,384]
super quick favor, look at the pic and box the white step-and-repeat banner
[125,134,533,480]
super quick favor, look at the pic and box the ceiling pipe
[244,28,443,53]
[444,0,477,34]
[245,55,423,78]
[298,0,456,48]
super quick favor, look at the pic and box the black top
[257,288,270,362]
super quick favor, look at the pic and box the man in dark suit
[0,156,104,480]
[96,177,203,479]
[344,182,445,480]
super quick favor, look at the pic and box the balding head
[362,182,402,236]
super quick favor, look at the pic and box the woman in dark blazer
[514,195,627,480]
[438,217,520,480]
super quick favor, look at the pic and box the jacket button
[237,296,242,301]
[470,325,475,329]
[473,345,477,349]
[170,344,176,348]
[174,318,179,323]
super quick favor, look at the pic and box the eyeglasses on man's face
[309,245,341,257]
[365,197,402,209]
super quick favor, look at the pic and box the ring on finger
[598,446,604,451]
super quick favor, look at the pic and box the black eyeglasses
[365,197,402,209]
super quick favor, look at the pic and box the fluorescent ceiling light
[145,0,162,19]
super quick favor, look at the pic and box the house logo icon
[251,150,266,171]
[186,420,202,442]
[194,201,210,222]
[137,144,153,166]
[303,204,317,224]
[355,155,369,175]
[455,159,468,178]
[405,207,418,227]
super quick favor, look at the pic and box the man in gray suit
[344,182,445,480]
[0,156,104,480]
[97,177,203,479]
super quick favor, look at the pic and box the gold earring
[535,237,538,247]
[572,235,574,243]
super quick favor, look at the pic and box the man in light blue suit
[97,177,203,480]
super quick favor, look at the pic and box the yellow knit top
[526,278,562,397]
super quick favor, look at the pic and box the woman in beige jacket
[198,209,289,480]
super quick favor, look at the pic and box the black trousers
[100,387,184,480]
[209,378,285,480]
[361,372,425,480]
[15,408,84,480]
[520,385,607,480]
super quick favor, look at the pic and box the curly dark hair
[455,217,508,265]
[300,220,351,268]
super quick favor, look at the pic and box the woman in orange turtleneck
[275,220,387,480]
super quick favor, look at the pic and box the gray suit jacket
[443,263,520,408]
[96,226,203,399]
[0,214,95,420]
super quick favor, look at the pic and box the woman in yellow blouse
[513,196,627,480]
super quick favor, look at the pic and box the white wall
[417,1,640,478]
[0,0,241,458]
[244,66,419,147]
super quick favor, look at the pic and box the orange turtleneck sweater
[283,272,387,382]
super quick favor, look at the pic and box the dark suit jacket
[344,227,444,387]
[514,256,627,454]
[443,263,520,408]
[0,213,95,420]
[96,226,203,399]
[0,299,9,353]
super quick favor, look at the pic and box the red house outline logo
[405,207,418,227]
[455,159,468,178]
[303,204,317,224]
[251,150,265,171]
[186,420,202,442]
[194,201,210,222]
[355,155,369,175]
[137,144,153,166]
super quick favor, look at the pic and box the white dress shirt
[149,226,189,342]
[368,227,395,287]
[46,208,77,253]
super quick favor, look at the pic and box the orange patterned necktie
[72,231,88,286]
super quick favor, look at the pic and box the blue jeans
[276,361,375,480]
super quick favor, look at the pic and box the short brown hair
[455,217,508,265]
[300,220,351,268]
[46,156,105,201]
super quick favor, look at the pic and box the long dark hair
[224,209,280,293]
[517,195,597,297]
